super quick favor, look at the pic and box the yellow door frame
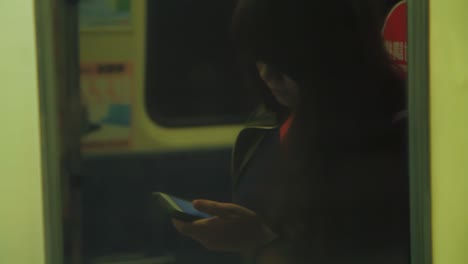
[429,1,468,264]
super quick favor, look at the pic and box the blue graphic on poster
[79,0,131,28]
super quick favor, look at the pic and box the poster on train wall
[79,0,131,28]
[80,62,133,151]
[383,1,407,77]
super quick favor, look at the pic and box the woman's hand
[172,199,277,253]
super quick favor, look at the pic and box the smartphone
[152,192,212,222]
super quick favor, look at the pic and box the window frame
[407,0,433,263]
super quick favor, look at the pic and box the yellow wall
[0,1,45,264]
[430,1,468,264]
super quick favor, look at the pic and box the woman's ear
[256,62,281,87]
[256,61,299,90]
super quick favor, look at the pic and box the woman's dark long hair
[232,0,409,262]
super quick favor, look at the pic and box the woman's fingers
[193,199,255,218]
[172,217,221,247]
[172,219,194,236]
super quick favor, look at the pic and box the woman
[173,0,409,263]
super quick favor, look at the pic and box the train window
[145,0,254,127]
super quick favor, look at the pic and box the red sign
[383,1,407,77]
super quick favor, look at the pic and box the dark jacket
[230,107,409,264]
[231,107,288,263]
[232,107,279,204]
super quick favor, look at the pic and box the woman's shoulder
[231,106,280,178]
[244,105,279,128]
[235,106,279,157]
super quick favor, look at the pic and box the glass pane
[145,0,254,127]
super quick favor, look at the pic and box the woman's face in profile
[256,62,300,109]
